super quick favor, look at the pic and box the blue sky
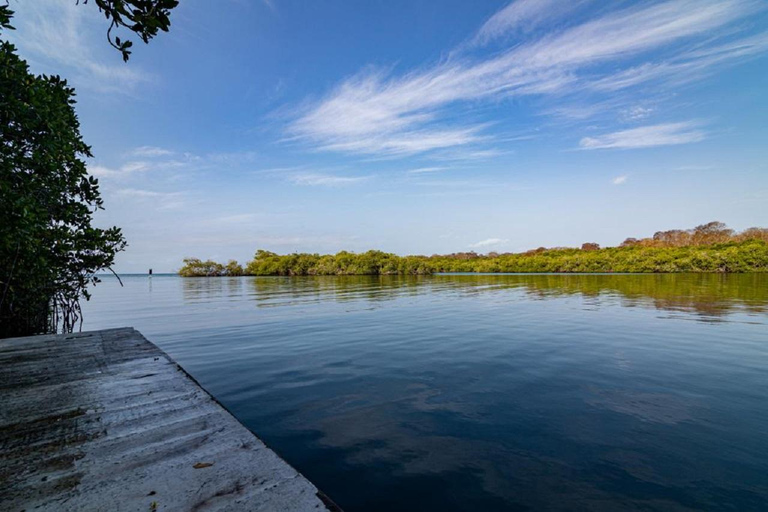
[7,0,768,272]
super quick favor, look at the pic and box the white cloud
[121,161,151,173]
[612,175,628,185]
[469,238,509,248]
[406,167,447,174]
[89,148,257,180]
[250,166,307,177]
[289,0,764,157]
[88,160,176,178]
[288,173,371,187]
[89,161,152,177]
[88,165,119,178]
[204,212,293,226]
[253,235,360,247]
[115,188,168,198]
[214,213,261,224]
[206,151,260,164]
[671,165,715,171]
[433,148,511,162]
[509,1,750,68]
[7,0,150,93]
[579,122,706,150]
[131,146,174,158]
[474,0,589,46]
[590,32,768,92]
[620,106,655,121]
[114,188,186,210]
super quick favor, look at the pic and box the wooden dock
[0,327,339,511]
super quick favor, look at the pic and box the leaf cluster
[80,0,179,61]
[0,4,14,32]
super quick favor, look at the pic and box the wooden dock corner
[0,327,341,511]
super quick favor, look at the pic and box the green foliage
[224,260,244,277]
[425,241,768,273]
[82,0,179,61]
[0,5,14,31]
[0,2,177,337]
[1,34,126,337]
[178,258,244,277]
[241,250,432,276]
[180,240,768,277]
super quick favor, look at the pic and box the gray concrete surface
[0,327,340,511]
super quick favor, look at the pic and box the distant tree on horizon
[175,222,768,277]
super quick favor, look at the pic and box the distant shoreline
[175,239,768,277]
[101,270,768,277]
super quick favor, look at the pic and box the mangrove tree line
[178,222,768,276]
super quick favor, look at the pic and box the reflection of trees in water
[183,274,768,318]
[503,273,768,318]
[249,275,428,306]
[181,276,244,301]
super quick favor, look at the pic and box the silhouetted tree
[692,221,734,245]
[620,238,639,247]
[1,14,126,336]
[738,227,768,243]
[81,0,179,61]
[0,2,178,336]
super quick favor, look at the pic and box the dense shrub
[178,223,768,277]
[178,258,243,277]
[179,240,768,276]
[1,24,126,337]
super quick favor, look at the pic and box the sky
[6,0,768,272]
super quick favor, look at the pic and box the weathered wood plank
[0,328,339,511]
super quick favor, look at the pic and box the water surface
[82,274,768,511]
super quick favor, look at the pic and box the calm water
[82,274,768,511]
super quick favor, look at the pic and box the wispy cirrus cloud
[288,173,371,187]
[89,162,149,178]
[579,122,706,150]
[289,0,765,157]
[589,32,768,92]
[469,238,509,249]
[620,106,655,121]
[114,188,187,210]
[114,188,177,198]
[612,175,628,185]
[90,146,262,179]
[89,159,186,178]
[7,0,150,93]
[671,165,715,171]
[130,146,174,158]
[473,0,590,46]
[407,167,447,174]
